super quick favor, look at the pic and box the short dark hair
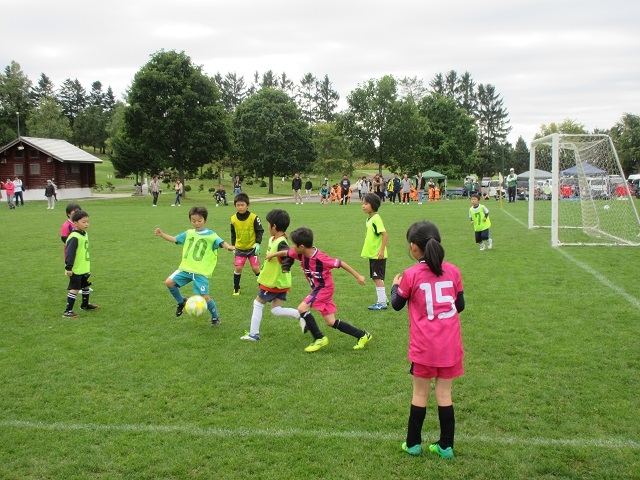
[234,193,250,205]
[363,193,381,212]
[470,193,480,200]
[189,206,208,221]
[266,209,290,233]
[290,227,314,248]
[71,210,89,222]
[66,203,81,215]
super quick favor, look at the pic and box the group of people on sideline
[0,176,25,209]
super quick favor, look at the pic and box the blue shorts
[169,270,209,295]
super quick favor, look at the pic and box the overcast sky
[3,0,639,145]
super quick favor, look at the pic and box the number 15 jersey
[396,261,464,367]
[175,228,224,277]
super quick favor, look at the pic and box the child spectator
[266,227,372,353]
[469,193,492,250]
[63,210,99,317]
[428,178,436,202]
[320,183,329,204]
[401,173,412,204]
[230,193,264,295]
[361,193,389,310]
[155,206,234,325]
[240,209,301,341]
[391,221,465,459]
[305,177,313,200]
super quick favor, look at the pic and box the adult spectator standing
[149,175,160,207]
[2,179,16,209]
[172,179,183,206]
[45,179,56,209]
[506,168,518,203]
[233,176,242,196]
[372,174,384,202]
[13,176,24,206]
[340,174,351,205]
[292,173,303,204]
[415,172,426,204]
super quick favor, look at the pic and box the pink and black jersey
[287,247,341,292]
[397,260,464,367]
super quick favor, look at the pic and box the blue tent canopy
[560,162,606,176]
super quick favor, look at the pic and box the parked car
[488,179,507,199]
[516,180,529,200]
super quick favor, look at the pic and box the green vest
[179,229,221,277]
[361,213,387,259]
[67,231,90,274]
[469,205,491,231]
[231,213,258,250]
[257,236,292,290]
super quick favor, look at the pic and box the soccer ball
[185,295,207,317]
[604,204,610,211]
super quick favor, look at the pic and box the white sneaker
[487,238,493,249]
[479,243,486,251]
[171,204,175,206]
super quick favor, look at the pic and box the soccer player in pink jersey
[266,226,372,353]
[391,221,465,459]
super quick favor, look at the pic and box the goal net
[529,134,640,246]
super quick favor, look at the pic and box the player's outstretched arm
[154,228,177,243]
[220,241,235,251]
[265,250,288,261]
[340,261,366,286]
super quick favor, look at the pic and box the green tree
[338,75,399,174]
[121,50,229,191]
[32,73,56,109]
[536,118,587,137]
[75,105,108,152]
[298,72,317,123]
[512,136,530,174]
[315,74,339,123]
[25,97,72,140]
[417,93,478,177]
[233,88,316,193]
[214,72,248,113]
[610,113,640,175]
[0,61,34,143]
[476,83,511,176]
[309,122,352,178]
[57,78,87,130]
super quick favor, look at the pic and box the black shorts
[474,229,490,243]
[257,288,288,303]
[368,259,386,281]
[67,272,92,291]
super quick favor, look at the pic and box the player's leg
[195,276,219,325]
[429,376,456,458]
[368,260,388,310]
[403,373,431,455]
[166,270,187,316]
[80,274,98,310]
[270,297,300,321]
[323,307,372,350]
[242,293,267,340]
[298,299,329,352]
[233,256,245,295]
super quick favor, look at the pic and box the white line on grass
[1,419,638,450]
[500,208,640,309]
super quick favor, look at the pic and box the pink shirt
[287,247,340,293]
[3,181,14,195]
[397,261,464,367]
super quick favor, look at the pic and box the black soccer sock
[233,273,241,290]
[332,319,365,339]
[81,290,90,307]
[406,404,426,448]
[301,311,323,340]
[65,293,76,312]
[437,404,455,449]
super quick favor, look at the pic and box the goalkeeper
[230,193,264,296]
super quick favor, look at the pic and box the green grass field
[1,194,639,479]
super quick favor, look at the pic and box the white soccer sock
[271,306,300,319]
[250,299,265,335]
[376,286,387,303]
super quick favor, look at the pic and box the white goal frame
[529,133,640,246]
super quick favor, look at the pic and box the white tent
[518,169,552,179]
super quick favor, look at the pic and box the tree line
[1,53,638,192]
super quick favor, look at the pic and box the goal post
[529,133,640,246]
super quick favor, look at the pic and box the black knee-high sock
[233,273,241,290]
[332,319,365,339]
[406,404,426,447]
[65,293,76,312]
[301,311,323,340]
[81,290,90,307]
[437,404,455,448]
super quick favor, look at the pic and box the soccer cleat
[171,204,175,206]
[211,317,221,327]
[428,443,454,459]
[304,336,329,353]
[175,300,187,317]
[487,238,493,249]
[240,332,260,341]
[353,332,372,350]
[232,289,240,296]
[81,304,100,310]
[62,310,78,318]
[402,442,422,456]
[299,317,308,333]
[368,302,387,311]
[479,243,486,251]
